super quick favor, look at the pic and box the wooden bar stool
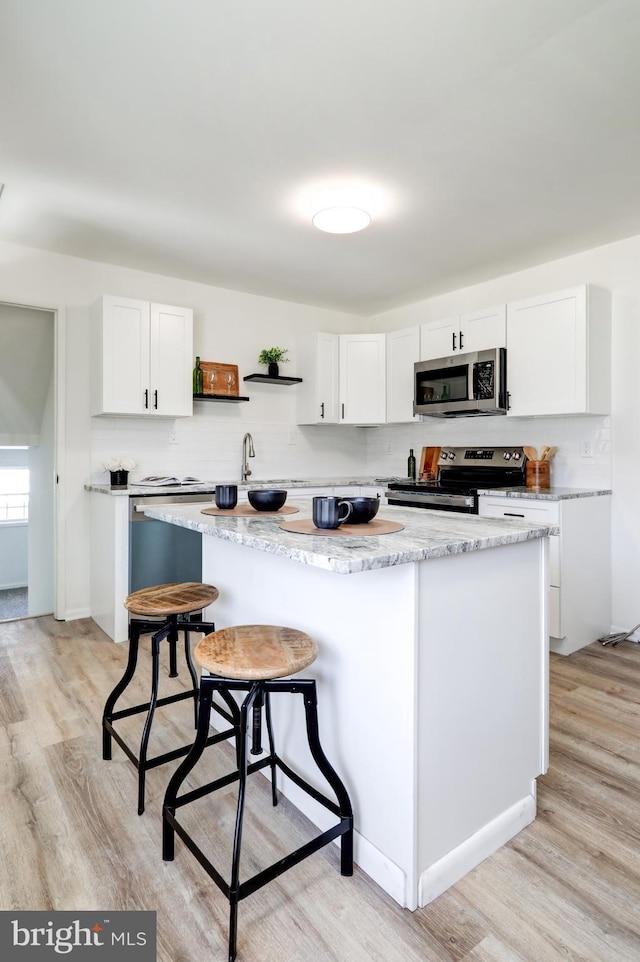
[102,581,239,814]
[162,624,354,962]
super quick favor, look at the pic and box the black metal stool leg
[102,621,142,760]
[183,626,200,727]
[228,682,260,962]
[168,617,179,678]
[264,690,278,806]
[137,629,162,815]
[163,677,218,861]
[300,680,354,876]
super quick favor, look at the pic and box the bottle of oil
[407,448,416,480]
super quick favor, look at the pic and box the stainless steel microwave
[414,348,507,417]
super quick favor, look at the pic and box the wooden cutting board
[201,504,300,517]
[419,446,441,479]
[278,518,404,537]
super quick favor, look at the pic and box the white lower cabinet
[478,494,611,655]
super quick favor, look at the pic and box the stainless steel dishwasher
[129,493,214,593]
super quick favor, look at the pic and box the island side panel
[202,533,419,907]
[416,536,549,905]
[90,492,130,642]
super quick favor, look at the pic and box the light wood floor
[1,616,639,961]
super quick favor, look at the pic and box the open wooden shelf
[243,374,303,385]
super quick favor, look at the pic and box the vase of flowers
[258,347,289,378]
[105,457,137,489]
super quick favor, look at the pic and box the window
[0,468,29,522]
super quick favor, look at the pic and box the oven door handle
[384,490,475,509]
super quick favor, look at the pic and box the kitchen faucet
[241,432,255,481]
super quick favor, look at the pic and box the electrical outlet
[169,423,179,444]
[580,439,593,458]
[288,430,297,445]
[386,441,393,455]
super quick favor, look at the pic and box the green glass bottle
[193,356,203,395]
[408,448,416,480]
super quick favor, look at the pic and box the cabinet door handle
[320,401,325,419]
[504,512,525,518]
[153,390,158,410]
[341,402,345,419]
[144,389,149,409]
[452,332,456,351]
[459,331,464,350]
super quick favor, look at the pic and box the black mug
[215,484,238,509]
[312,496,353,530]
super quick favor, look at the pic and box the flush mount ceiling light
[311,187,372,233]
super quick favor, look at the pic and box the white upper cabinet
[420,305,506,360]
[506,285,611,417]
[339,333,386,424]
[91,295,193,417]
[386,326,420,423]
[296,332,340,424]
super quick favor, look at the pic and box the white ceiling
[1,0,640,315]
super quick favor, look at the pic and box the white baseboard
[418,793,536,906]
[275,768,408,906]
[0,581,28,591]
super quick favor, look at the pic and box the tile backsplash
[91,410,611,489]
[90,413,369,484]
[364,414,612,486]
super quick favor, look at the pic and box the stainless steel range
[385,446,526,514]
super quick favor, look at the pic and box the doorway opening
[0,302,56,621]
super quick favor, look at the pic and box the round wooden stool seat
[195,625,318,680]
[124,582,219,617]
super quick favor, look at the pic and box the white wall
[367,233,640,634]
[0,239,364,620]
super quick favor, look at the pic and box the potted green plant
[258,347,289,378]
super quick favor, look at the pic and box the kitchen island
[141,499,556,910]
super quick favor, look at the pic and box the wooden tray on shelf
[200,362,240,397]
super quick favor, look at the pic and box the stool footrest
[109,688,197,721]
[104,720,236,772]
[173,756,272,810]
[239,818,352,901]
[165,805,352,904]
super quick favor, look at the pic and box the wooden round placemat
[201,504,300,517]
[278,518,404,537]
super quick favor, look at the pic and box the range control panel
[438,447,525,465]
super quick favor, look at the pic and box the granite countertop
[141,499,558,575]
[476,486,612,500]
[84,476,391,496]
